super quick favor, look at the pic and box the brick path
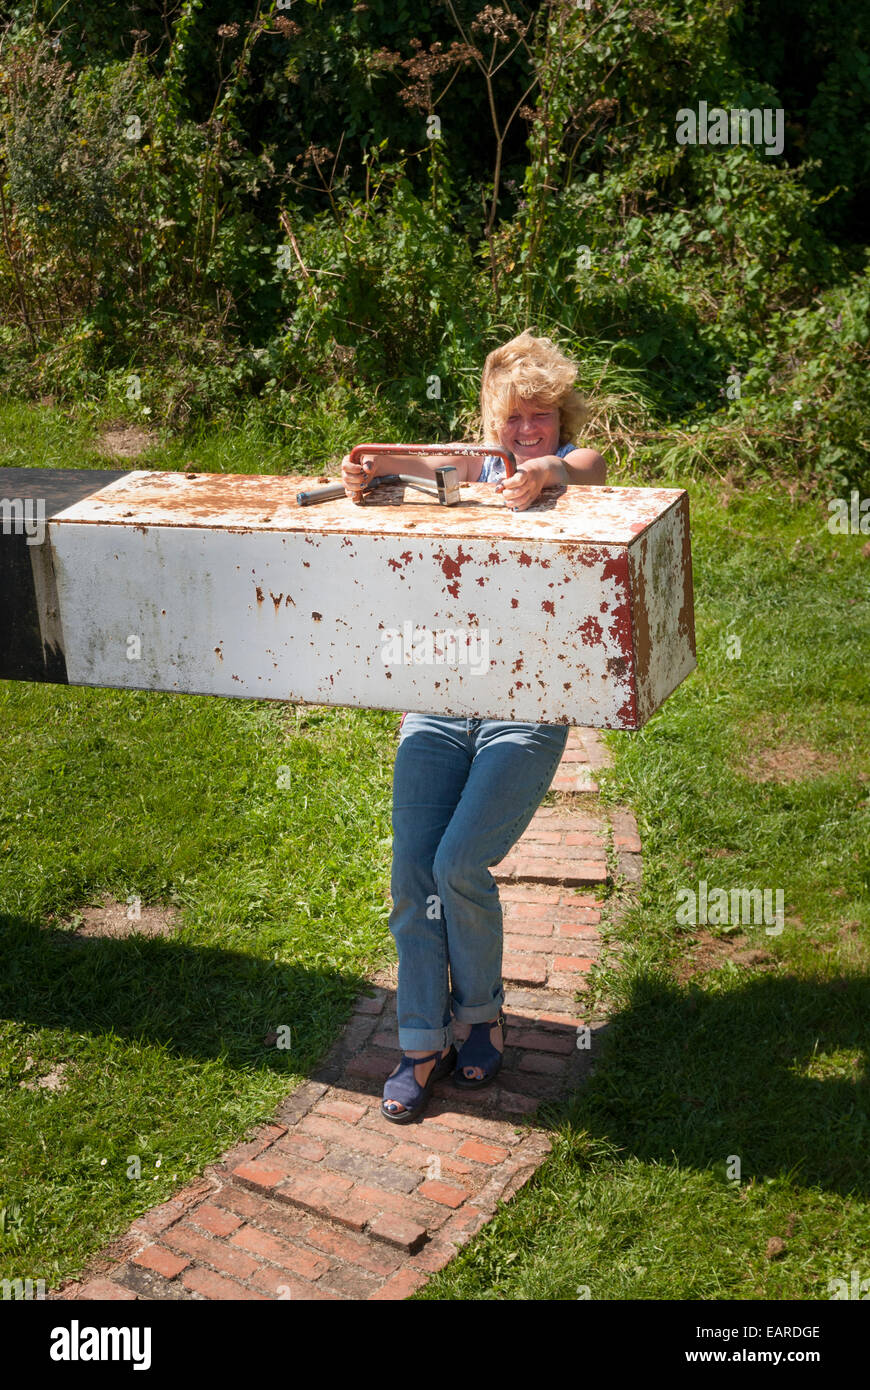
[50,728,640,1302]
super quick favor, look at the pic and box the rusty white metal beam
[1,467,696,728]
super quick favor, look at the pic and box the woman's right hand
[341,452,374,504]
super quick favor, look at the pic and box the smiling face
[497,395,561,462]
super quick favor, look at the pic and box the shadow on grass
[0,915,367,1075]
[548,970,870,1200]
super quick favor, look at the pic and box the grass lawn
[1,402,868,1299]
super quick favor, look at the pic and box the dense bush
[0,1,867,487]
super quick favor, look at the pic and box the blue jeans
[388,714,570,1050]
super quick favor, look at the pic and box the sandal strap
[456,1015,504,1074]
[383,1049,449,1107]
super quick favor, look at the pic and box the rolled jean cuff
[451,990,505,1025]
[396,1025,455,1052]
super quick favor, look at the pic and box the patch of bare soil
[95,423,158,459]
[739,715,841,784]
[370,962,398,992]
[675,930,777,984]
[19,1059,71,1092]
[54,895,181,942]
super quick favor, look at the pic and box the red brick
[497,1090,541,1115]
[313,1099,368,1124]
[75,1278,138,1301]
[423,1108,522,1145]
[249,1267,344,1300]
[395,1119,460,1151]
[345,1052,396,1080]
[508,1028,575,1055]
[409,1241,458,1274]
[550,771,598,792]
[504,932,558,956]
[320,1264,383,1300]
[301,1220,402,1275]
[162,1224,260,1280]
[529,811,602,832]
[371,1030,401,1050]
[515,840,598,860]
[520,830,563,843]
[275,1180,371,1233]
[211,1184,291,1222]
[366,1212,428,1253]
[556,918,600,935]
[512,856,606,883]
[275,1133,327,1163]
[211,1188,310,1240]
[290,1166,355,1198]
[300,1115,394,1156]
[518,1051,569,1076]
[385,1142,476,1180]
[230,1224,331,1279]
[456,1139,510,1165]
[497,885,561,904]
[564,831,607,847]
[500,912,553,936]
[438,1207,489,1245]
[351,1184,450,1230]
[189,1203,244,1237]
[368,1268,429,1300]
[232,1158,293,1193]
[550,935,598,957]
[354,994,386,1015]
[553,955,594,973]
[613,832,642,852]
[181,1267,268,1301]
[127,1190,204,1239]
[417,1179,469,1209]
[503,953,547,984]
[535,1011,589,1029]
[547,971,588,991]
[219,1134,282,1172]
[131,1244,190,1279]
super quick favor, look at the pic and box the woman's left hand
[496,460,548,511]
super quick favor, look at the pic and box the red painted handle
[348,443,516,478]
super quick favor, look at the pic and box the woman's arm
[546,448,607,487]
[344,447,485,487]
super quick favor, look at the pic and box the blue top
[478,440,577,484]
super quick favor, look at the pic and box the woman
[341,331,607,1121]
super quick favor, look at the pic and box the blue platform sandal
[381,1045,457,1124]
[453,1010,507,1090]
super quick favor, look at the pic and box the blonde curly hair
[479,330,588,446]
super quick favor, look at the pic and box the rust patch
[677,494,696,650]
[255,585,264,603]
[542,599,555,615]
[577,615,603,646]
